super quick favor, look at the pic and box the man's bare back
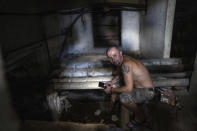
[122,55,153,89]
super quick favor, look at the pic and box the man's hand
[105,81,113,88]
[104,81,118,94]
[105,81,117,88]
[104,86,112,94]
[104,83,112,94]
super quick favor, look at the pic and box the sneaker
[127,120,152,130]
[127,120,139,128]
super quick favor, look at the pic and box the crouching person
[104,46,154,128]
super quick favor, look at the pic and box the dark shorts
[119,88,155,104]
[115,77,154,104]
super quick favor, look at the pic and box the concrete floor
[20,98,197,131]
[21,121,109,131]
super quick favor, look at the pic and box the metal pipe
[43,34,52,69]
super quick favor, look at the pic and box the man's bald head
[106,46,119,54]
[106,46,123,66]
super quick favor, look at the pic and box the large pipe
[59,90,111,101]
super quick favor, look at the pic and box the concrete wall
[140,0,167,58]
[44,0,175,58]
[43,11,141,56]
[60,14,105,55]
[43,13,106,56]
[121,11,140,55]
[140,0,175,58]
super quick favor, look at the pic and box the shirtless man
[104,46,154,124]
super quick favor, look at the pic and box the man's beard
[113,61,121,66]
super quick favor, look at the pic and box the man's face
[107,48,122,66]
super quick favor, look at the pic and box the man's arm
[111,67,121,84]
[111,63,134,93]
[111,76,119,85]
[104,67,120,88]
[104,76,119,94]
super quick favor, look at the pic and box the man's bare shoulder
[124,55,143,66]
[121,57,132,73]
[122,55,136,66]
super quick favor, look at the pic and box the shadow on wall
[0,48,19,131]
[140,0,167,58]
[60,13,94,57]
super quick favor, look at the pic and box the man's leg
[119,87,152,123]
[120,99,145,123]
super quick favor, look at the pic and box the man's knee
[120,97,127,104]
[120,96,135,105]
[120,93,136,104]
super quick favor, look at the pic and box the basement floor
[21,95,197,131]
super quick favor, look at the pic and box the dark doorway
[171,0,197,58]
[92,11,121,47]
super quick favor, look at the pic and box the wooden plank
[51,68,113,78]
[52,72,191,83]
[53,78,189,90]
[151,72,192,78]
[141,58,182,66]
[52,66,192,78]
[52,76,113,83]
[60,56,182,69]
[95,35,120,40]
[94,39,120,47]
[147,64,193,73]
[94,26,120,36]
[93,15,120,26]
[153,78,189,87]
[53,82,100,90]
